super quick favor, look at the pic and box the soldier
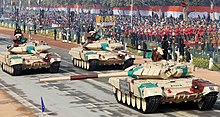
[13,27,27,45]
[87,23,95,33]
[67,29,71,43]
[33,22,37,34]
[185,46,191,62]
[161,35,169,60]
[142,41,147,58]
[61,28,67,42]
[54,28,57,40]
[76,29,80,44]
[23,22,26,33]
[87,23,99,42]
[14,26,22,38]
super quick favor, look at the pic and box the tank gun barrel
[39,72,127,82]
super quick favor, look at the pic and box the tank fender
[87,54,100,61]
[192,79,219,95]
[45,53,61,63]
[134,83,163,98]
[142,87,163,98]
[202,86,219,95]
[9,56,23,66]
[83,52,99,61]
[50,57,62,63]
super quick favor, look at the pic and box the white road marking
[103,110,113,115]
[75,96,83,101]
[0,83,48,117]
[213,109,220,112]
[175,111,192,117]
[63,91,71,95]
[52,86,58,89]
[88,103,97,108]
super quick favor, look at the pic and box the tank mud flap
[198,93,218,110]
[142,96,161,113]
[49,62,60,73]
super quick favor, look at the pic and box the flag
[182,0,187,7]
[41,97,45,113]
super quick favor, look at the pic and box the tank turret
[8,41,51,54]
[82,39,123,51]
[39,61,219,113]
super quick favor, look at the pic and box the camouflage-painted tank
[69,39,135,70]
[0,40,61,76]
[39,61,219,113]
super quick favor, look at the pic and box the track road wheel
[122,93,126,104]
[86,62,90,70]
[83,61,87,69]
[142,96,161,113]
[1,63,5,71]
[131,95,136,108]
[142,97,147,112]
[72,59,75,66]
[74,59,77,66]
[116,90,122,103]
[198,94,218,110]
[50,62,60,73]
[9,66,14,74]
[88,60,98,71]
[136,97,141,110]
[73,59,77,66]
[76,59,79,66]
[11,65,22,76]
[78,60,81,67]
[123,59,134,69]
[80,60,83,68]
[126,93,131,106]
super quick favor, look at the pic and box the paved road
[0,34,220,117]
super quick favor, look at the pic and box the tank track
[49,62,60,73]
[198,93,218,110]
[1,63,22,76]
[122,59,134,70]
[113,88,161,113]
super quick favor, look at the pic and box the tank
[0,40,61,76]
[39,61,219,113]
[69,38,135,70]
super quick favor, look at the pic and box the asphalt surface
[0,34,220,117]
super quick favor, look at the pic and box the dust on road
[0,89,37,117]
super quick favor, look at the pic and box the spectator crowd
[2,8,220,61]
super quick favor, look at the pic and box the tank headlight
[209,87,214,90]
[193,85,198,89]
